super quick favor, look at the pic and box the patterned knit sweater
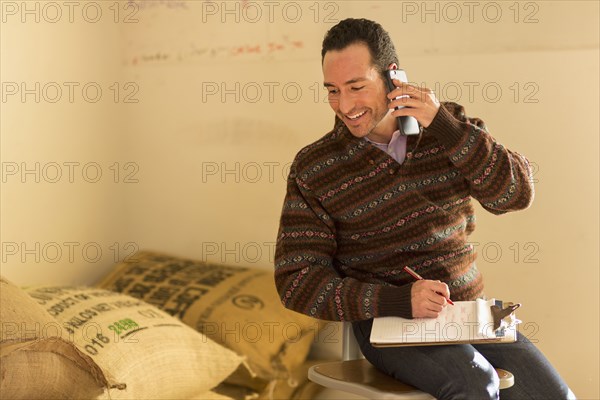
[274,102,534,322]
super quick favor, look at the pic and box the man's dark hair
[321,18,399,76]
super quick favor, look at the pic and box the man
[274,18,573,399]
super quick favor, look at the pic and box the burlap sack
[24,285,244,399]
[214,360,326,400]
[98,251,324,387]
[0,276,107,399]
[257,359,326,400]
[189,390,236,400]
[213,382,260,400]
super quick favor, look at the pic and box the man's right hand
[411,280,451,318]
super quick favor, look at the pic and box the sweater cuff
[378,283,413,319]
[423,103,466,149]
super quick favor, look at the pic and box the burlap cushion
[20,284,243,399]
[98,251,324,387]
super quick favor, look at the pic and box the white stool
[308,322,514,399]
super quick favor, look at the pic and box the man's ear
[388,63,398,71]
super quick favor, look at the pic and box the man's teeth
[348,111,366,120]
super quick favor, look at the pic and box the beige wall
[1,1,598,397]
[1,7,128,285]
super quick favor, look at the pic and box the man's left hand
[387,79,440,128]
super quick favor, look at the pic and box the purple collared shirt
[365,130,408,164]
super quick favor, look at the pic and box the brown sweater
[274,102,534,321]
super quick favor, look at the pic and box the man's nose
[337,93,354,115]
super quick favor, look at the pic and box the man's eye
[327,89,339,95]
[351,86,365,91]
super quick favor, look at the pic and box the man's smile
[347,110,367,120]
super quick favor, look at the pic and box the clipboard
[370,299,521,348]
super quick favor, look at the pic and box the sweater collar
[333,116,422,150]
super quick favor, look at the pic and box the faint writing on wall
[127,36,305,66]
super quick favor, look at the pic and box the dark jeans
[353,319,575,400]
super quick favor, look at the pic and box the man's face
[322,43,395,142]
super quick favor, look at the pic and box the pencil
[403,266,455,305]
